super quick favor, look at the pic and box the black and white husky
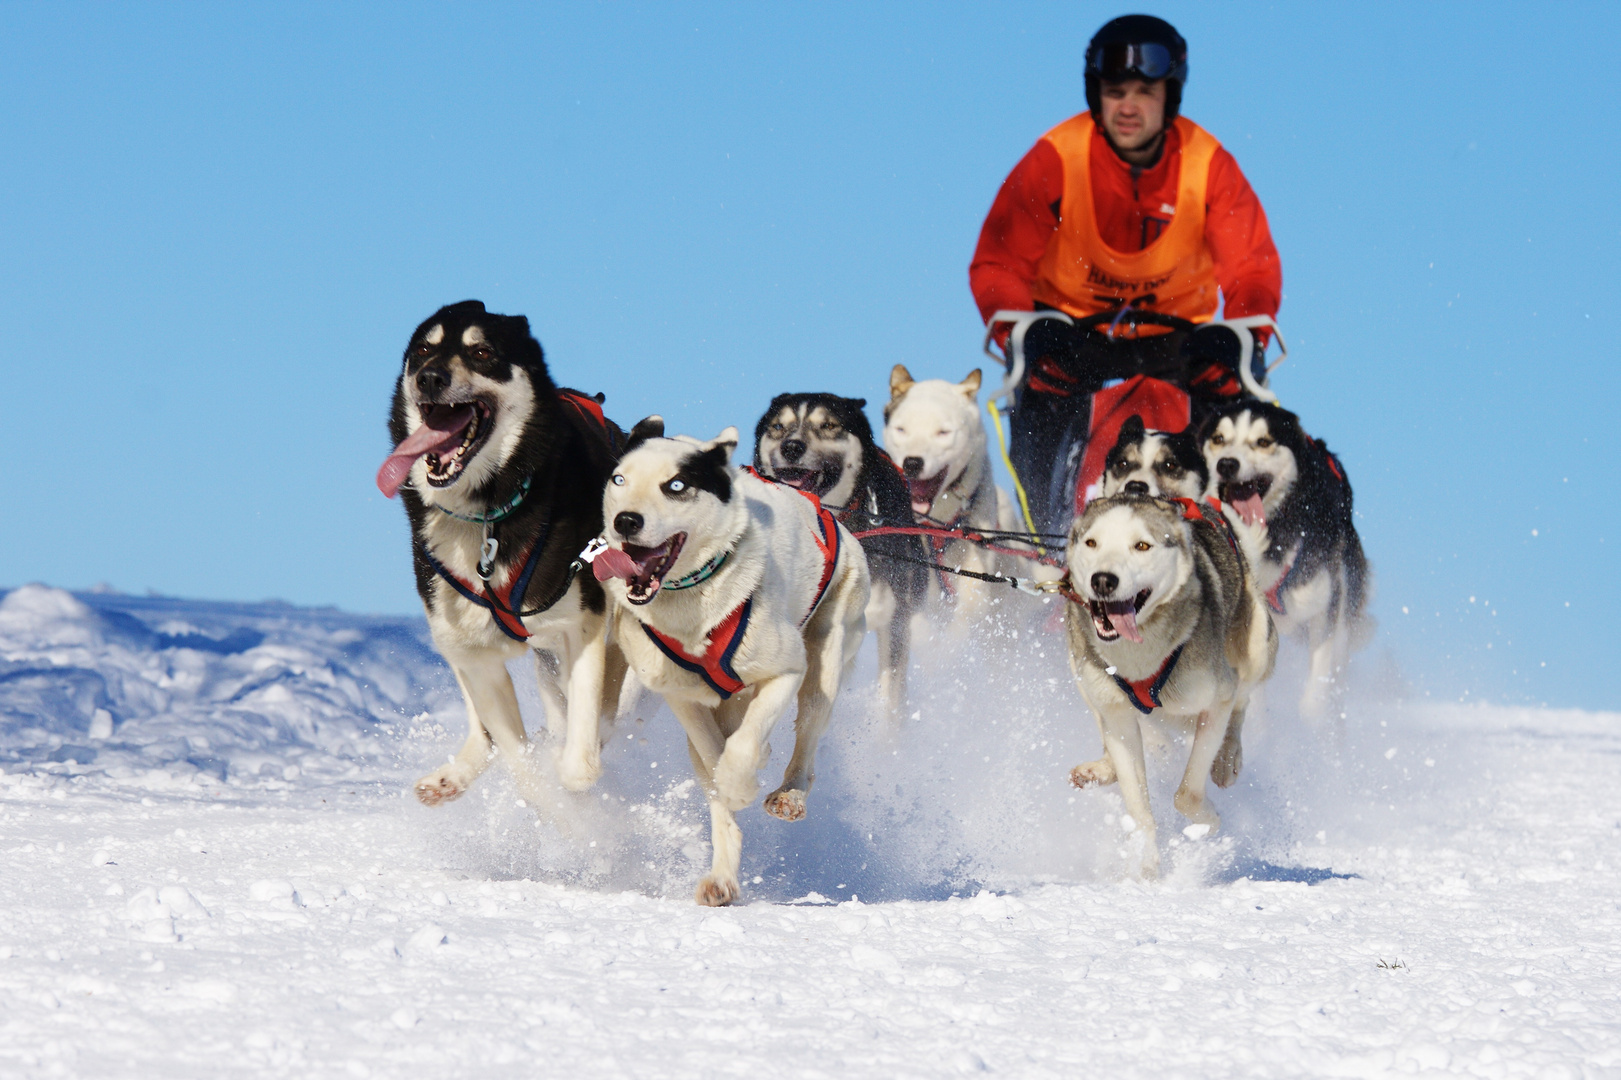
[1199,401,1372,719]
[1099,415,1210,501]
[592,420,869,905]
[753,393,926,719]
[1065,494,1276,877]
[377,300,627,806]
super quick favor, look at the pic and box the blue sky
[2,2,1616,708]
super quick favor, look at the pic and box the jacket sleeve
[969,139,1065,325]
[1204,146,1281,321]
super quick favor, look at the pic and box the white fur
[882,366,1028,620]
[602,428,870,905]
[1065,498,1276,878]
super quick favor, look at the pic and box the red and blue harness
[640,474,842,700]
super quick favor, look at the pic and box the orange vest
[1032,114,1221,323]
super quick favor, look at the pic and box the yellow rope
[985,398,1045,554]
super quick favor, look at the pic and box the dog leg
[419,653,542,806]
[1070,757,1118,788]
[1300,618,1339,721]
[556,626,609,792]
[1097,709,1159,878]
[869,581,908,722]
[1175,706,1230,831]
[531,649,570,742]
[1210,702,1245,788]
[768,622,850,822]
[672,712,742,906]
[687,738,743,906]
[710,673,801,812]
[415,666,493,806]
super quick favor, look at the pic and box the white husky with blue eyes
[594,419,870,906]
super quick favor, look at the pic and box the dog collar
[434,475,533,525]
[660,550,729,591]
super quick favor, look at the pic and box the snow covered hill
[1,583,1617,1077]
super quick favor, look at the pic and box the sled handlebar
[983,309,1287,405]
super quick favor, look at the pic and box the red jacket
[970,115,1281,328]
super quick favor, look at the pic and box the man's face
[1098,78,1167,151]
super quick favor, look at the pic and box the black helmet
[1085,15,1189,122]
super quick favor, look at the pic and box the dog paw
[1173,789,1221,832]
[555,751,602,793]
[694,874,740,907]
[1210,739,1243,788]
[763,788,807,822]
[1070,758,1118,789]
[414,764,476,806]
[711,755,760,812]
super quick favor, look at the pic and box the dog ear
[889,365,914,400]
[959,369,982,398]
[625,415,665,453]
[705,426,740,458]
[1119,414,1146,442]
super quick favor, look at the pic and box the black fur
[625,416,665,454]
[390,300,625,619]
[1104,413,1211,496]
[677,444,734,503]
[751,392,927,602]
[1199,400,1367,618]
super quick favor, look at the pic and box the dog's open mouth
[1089,589,1151,644]
[620,534,687,605]
[1218,476,1272,527]
[375,401,495,497]
[773,462,843,499]
[907,470,947,515]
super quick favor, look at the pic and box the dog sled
[982,307,1287,535]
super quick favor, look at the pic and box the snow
[2,582,1619,1077]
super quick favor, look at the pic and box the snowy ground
[0,582,1617,1078]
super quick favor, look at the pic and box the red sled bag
[1073,375,1190,513]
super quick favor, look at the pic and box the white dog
[882,367,1026,615]
[1065,494,1276,877]
[593,419,869,905]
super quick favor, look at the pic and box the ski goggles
[1086,42,1187,83]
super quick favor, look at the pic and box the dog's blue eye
[612,475,625,486]
[668,479,686,493]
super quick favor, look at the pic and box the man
[970,14,1281,533]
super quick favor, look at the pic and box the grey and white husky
[1199,401,1372,720]
[377,300,629,807]
[1065,494,1276,877]
[754,392,926,720]
[593,420,870,905]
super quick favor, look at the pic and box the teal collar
[662,549,729,591]
[434,475,533,525]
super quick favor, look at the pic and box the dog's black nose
[1090,572,1119,597]
[780,439,807,464]
[613,512,643,538]
[415,364,450,399]
[1124,481,1149,497]
[1216,457,1240,479]
[902,456,924,478]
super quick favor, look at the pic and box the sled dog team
[379,301,1370,902]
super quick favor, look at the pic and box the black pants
[1007,321,1247,535]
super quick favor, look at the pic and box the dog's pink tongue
[911,498,932,515]
[375,406,474,498]
[1232,494,1266,528]
[1109,603,1144,644]
[591,547,641,582]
